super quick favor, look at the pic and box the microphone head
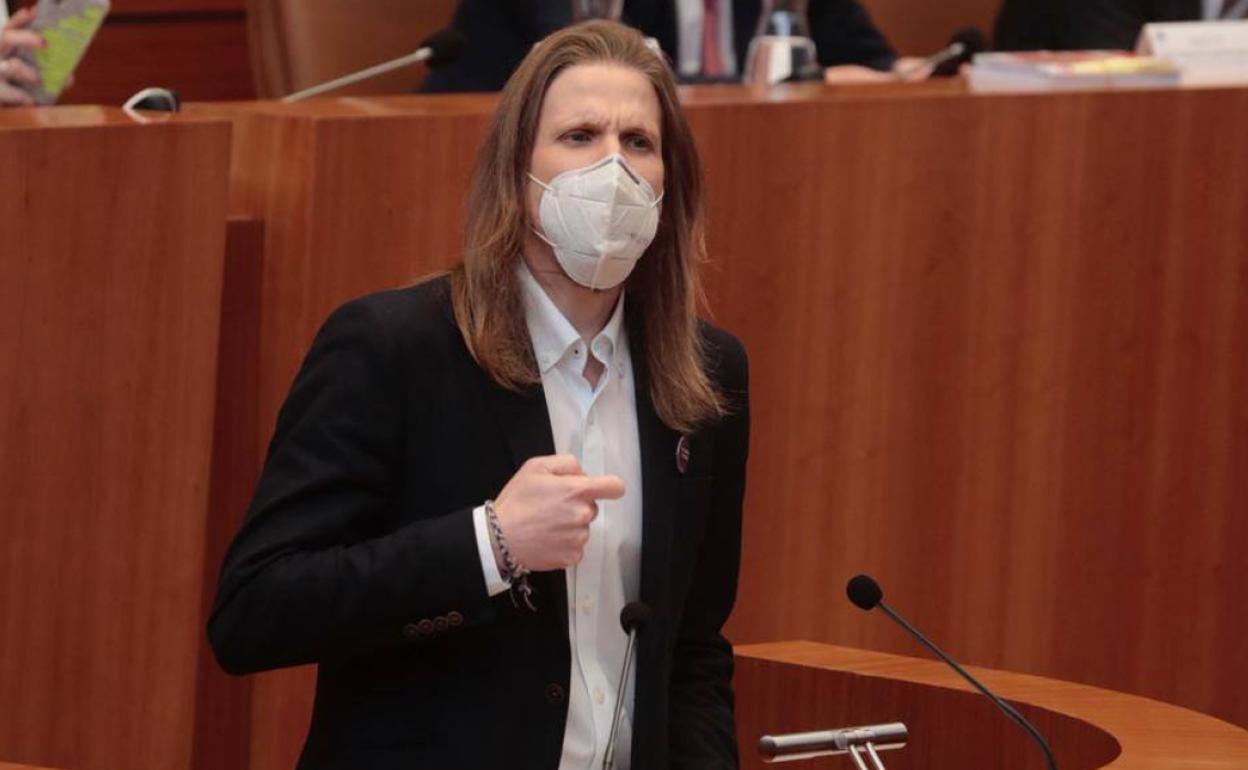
[846,575,883,611]
[421,28,467,69]
[620,601,653,633]
[951,27,987,53]
[934,27,985,77]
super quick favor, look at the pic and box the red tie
[702,0,725,77]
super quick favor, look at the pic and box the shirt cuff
[472,504,512,597]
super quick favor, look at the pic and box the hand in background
[823,57,935,85]
[892,56,935,81]
[1,7,44,107]
[823,64,893,84]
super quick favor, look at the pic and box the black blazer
[421,0,896,93]
[993,0,1201,51]
[208,276,751,769]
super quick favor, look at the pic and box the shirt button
[580,595,595,614]
[593,687,606,705]
[545,683,567,704]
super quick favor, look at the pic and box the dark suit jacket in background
[994,0,1201,51]
[208,276,751,769]
[422,0,897,93]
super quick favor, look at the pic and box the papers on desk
[968,20,1248,92]
[1137,20,1248,86]
[967,51,1181,92]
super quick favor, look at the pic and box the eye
[561,128,595,144]
[625,133,655,152]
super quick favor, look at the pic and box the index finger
[2,30,45,52]
[573,474,625,501]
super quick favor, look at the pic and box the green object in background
[33,5,105,97]
[21,0,111,105]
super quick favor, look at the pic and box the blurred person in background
[994,0,1248,52]
[423,0,935,92]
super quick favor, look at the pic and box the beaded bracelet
[484,499,535,611]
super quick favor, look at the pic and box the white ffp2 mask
[529,153,663,291]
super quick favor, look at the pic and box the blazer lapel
[634,358,680,616]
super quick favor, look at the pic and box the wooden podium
[735,642,1248,769]
[0,107,233,770]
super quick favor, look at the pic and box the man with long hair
[210,20,749,770]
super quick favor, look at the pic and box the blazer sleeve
[207,296,495,676]
[808,0,898,71]
[668,331,751,769]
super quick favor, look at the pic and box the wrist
[487,520,508,578]
[484,499,528,581]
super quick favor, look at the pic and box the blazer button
[433,616,449,633]
[417,619,435,636]
[447,611,463,627]
[402,623,420,640]
[544,683,566,705]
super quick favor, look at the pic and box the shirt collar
[517,260,626,375]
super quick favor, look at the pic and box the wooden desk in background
[0,108,233,770]
[735,642,1248,769]
[190,81,1248,770]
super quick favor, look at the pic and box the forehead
[539,62,662,130]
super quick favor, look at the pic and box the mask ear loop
[527,173,559,246]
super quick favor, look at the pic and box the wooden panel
[692,84,1248,732]
[735,642,1248,769]
[193,81,1248,766]
[61,15,254,106]
[0,110,232,770]
[860,0,1001,55]
[191,216,266,770]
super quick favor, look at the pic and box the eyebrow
[551,110,660,136]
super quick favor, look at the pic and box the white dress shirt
[472,262,644,770]
[674,0,739,77]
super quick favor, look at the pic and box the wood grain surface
[0,110,232,770]
[693,83,1248,733]
[63,14,254,106]
[191,216,265,770]
[735,641,1248,769]
[195,82,1248,768]
[860,0,1000,54]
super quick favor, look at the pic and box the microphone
[603,601,652,770]
[846,575,1058,770]
[759,722,907,763]
[895,27,985,80]
[933,28,986,77]
[282,28,467,103]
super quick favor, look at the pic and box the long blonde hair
[450,20,723,433]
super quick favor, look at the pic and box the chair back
[247,0,458,98]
